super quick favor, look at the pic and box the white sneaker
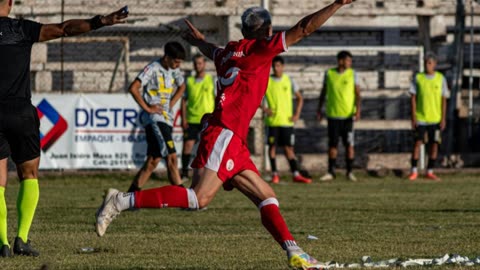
[320,173,334,181]
[95,188,121,237]
[347,172,357,182]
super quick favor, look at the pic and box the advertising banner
[31,94,183,170]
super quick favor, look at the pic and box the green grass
[1,172,480,269]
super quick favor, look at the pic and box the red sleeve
[250,31,287,59]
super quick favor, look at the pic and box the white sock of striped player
[116,192,135,211]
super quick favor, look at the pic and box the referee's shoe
[13,237,39,257]
[1,245,11,257]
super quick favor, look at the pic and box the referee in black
[0,0,127,257]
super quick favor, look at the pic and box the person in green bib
[408,52,449,181]
[181,54,216,180]
[263,56,312,184]
[317,51,361,182]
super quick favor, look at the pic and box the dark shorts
[183,123,202,142]
[414,124,441,144]
[267,127,295,147]
[0,103,40,164]
[145,122,176,158]
[327,118,354,147]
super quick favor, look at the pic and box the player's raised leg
[95,168,222,236]
[232,170,318,269]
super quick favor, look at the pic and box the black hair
[272,56,284,65]
[164,42,186,60]
[337,50,353,60]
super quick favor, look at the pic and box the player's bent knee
[196,193,214,209]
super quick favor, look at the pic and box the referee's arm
[38,7,128,42]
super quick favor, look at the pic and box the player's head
[337,50,353,69]
[0,0,13,15]
[424,52,437,74]
[164,42,186,69]
[241,7,272,40]
[192,54,206,74]
[272,56,285,77]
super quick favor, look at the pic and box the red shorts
[190,124,259,190]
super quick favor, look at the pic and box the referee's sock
[17,179,39,243]
[0,187,8,247]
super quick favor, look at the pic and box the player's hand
[101,7,129,26]
[264,108,273,117]
[440,119,446,131]
[182,19,205,46]
[317,111,324,122]
[147,104,163,115]
[354,110,361,121]
[411,119,417,130]
[290,114,300,123]
[335,0,355,5]
[182,121,189,130]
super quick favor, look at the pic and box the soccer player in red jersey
[96,1,353,268]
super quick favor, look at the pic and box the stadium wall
[9,0,480,171]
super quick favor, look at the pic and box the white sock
[293,171,300,177]
[411,167,418,173]
[116,192,135,211]
[284,241,301,253]
[187,188,199,210]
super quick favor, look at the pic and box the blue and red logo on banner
[36,99,68,151]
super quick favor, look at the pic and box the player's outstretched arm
[38,6,128,42]
[182,19,219,61]
[285,0,354,47]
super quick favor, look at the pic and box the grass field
[1,172,480,269]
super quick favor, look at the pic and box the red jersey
[211,31,287,142]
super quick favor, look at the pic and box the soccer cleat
[288,248,318,269]
[408,172,418,181]
[425,172,440,181]
[13,237,39,257]
[95,188,122,237]
[319,173,335,182]
[271,174,280,184]
[347,172,357,182]
[1,245,11,257]
[293,174,312,184]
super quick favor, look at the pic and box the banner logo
[36,99,68,151]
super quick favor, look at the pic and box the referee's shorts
[0,100,41,164]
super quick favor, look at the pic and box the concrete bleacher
[11,0,480,171]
